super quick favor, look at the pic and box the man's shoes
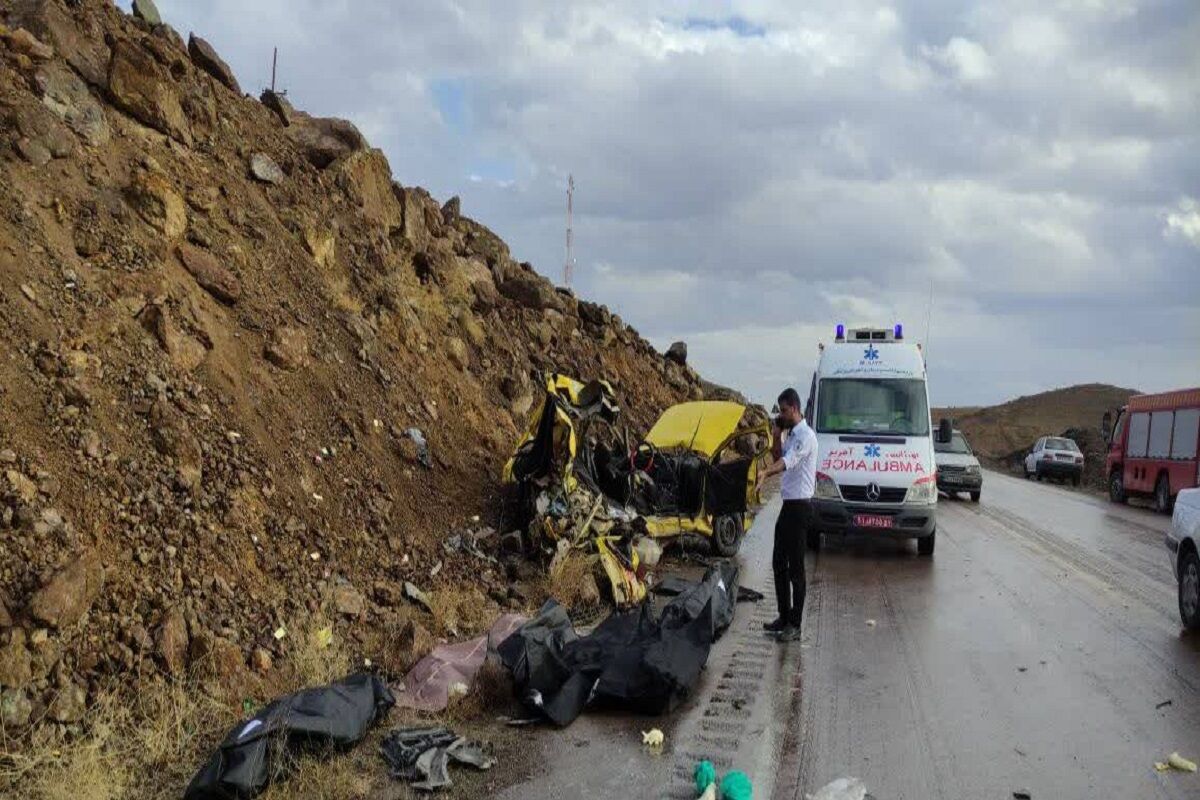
[762,617,787,633]
[776,625,802,642]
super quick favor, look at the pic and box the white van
[804,325,939,555]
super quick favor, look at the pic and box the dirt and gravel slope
[935,383,1138,488]
[0,0,713,751]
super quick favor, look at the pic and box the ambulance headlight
[905,475,938,505]
[814,472,841,500]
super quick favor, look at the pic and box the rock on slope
[0,1,711,730]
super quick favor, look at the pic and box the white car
[1024,436,1084,486]
[1167,487,1200,630]
[935,430,983,502]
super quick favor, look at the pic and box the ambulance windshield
[816,378,930,436]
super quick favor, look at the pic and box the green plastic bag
[694,760,718,794]
[720,770,753,800]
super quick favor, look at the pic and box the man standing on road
[758,387,817,642]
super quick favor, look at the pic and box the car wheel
[1180,548,1200,631]
[711,514,743,557]
[917,530,935,556]
[1036,472,1043,482]
[970,491,981,502]
[806,528,822,552]
[1154,475,1173,514]
[1071,475,1080,487]
[1109,470,1127,504]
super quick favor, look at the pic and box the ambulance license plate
[854,514,893,529]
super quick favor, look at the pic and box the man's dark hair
[777,387,802,411]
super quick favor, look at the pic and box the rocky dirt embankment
[0,0,715,745]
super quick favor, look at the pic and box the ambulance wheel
[712,514,743,557]
[917,530,936,556]
[970,491,980,503]
[806,528,822,552]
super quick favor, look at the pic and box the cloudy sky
[129,0,1198,405]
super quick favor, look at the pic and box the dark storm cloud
[135,0,1199,404]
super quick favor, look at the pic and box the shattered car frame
[504,374,770,601]
[635,400,770,554]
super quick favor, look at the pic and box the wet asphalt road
[504,471,1200,799]
[782,470,1200,800]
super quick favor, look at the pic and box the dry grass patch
[258,748,379,800]
[276,614,354,690]
[548,551,599,609]
[1,679,234,800]
[427,587,497,637]
[0,614,374,800]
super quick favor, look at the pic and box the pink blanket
[394,613,527,711]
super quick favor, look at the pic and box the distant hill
[934,384,1139,487]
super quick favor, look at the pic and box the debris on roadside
[499,715,542,727]
[394,613,525,712]
[1154,752,1197,772]
[737,585,765,603]
[503,373,769,605]
[185,674,394,800]
[695,761,718,795]
[404,580,433,612]
[719,770,753,799]
[807,776,869,800]
[1155,699,1173,709]
[498,562,738,726]
[405,427,432,468]
[380,726,496,792]
[315,626,334,648]
[694,760,754,800]
[444,526,498,562]
[642,727,665,750]
[654,578,764,604]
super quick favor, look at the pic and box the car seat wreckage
[503,372,770,605]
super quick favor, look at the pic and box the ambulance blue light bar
[894,323,903,340]
[835,324,845,341]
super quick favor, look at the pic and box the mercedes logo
[865,482,882,502]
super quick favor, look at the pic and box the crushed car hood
[644,401,749,457]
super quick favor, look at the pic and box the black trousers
[773,499,811,626]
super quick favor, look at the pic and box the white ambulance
[804,325,940,555]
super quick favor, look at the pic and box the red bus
[1104,388,1200,512]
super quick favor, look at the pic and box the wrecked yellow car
[504,374,770,572]
[636,400,770,555]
